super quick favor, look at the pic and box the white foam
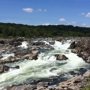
[18,41,28,49]
[1,53,14,60]
[0,40,89,88]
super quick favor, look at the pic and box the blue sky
[0,0,90,27]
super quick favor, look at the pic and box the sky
[0,0,90,27]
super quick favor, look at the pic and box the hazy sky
[0,0,90,27]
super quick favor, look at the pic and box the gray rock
[0,65,9,73]
[83,70,90,78]
[55,54,68,60]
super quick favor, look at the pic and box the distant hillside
[0,22,90,38]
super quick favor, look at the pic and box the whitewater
[0,40,89,89]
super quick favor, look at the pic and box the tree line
[0,22,90,38]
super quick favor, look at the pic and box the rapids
[0,40,90,89]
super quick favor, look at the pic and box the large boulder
[55,54,68,60]
[68,42,76,49]
[9,38,24,47]
[23,50,39,60]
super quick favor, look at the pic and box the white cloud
[68,21,77,25]
[72,21,76,24]
[23,8,33,13]
[44,9,47,12]
[37,9,42,12]
[42,23,50,26]
[86,12,90,18]
[86,26,90,27]
[82,23,86,26]
[81,13,85,15]
[79,13,85,16]
[59,18,66,22]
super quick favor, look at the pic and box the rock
[32,42,44,46]
[2,84,37,90]
[0,66,4,73]
[14,66,20,69]
[83,70,90,78]
[31,50,39,60]
[74,78,82,83]
[71,49,77,53]
[0,40,5,44]
[50,68,57,72]
[15,49,31,56]
[37,82,49,87]
[87,56,90,63]
[22,50,39,60]
[67,86,79,90]
[70,71,79,76]
[55,54,68,60]
[49,41,55,45]
[0,65,9,73]
[33,79,41,83]
[4,65,9,71]
[68,42,76,49]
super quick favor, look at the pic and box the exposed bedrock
[69,38,90,63]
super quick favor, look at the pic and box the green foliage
[80,87,90,90]
[80,77,90,90]
[0,22,90,38]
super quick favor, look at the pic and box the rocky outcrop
[56,70,90,90]
[55,54,68,60]
[23,50,39,60]
[0,50,39,64]
[9,38,24,46]
[69,38,90,63]
[68,41,76,49]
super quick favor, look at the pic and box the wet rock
[68,42,76,49]
[0,56,21,64]
[32,42,45,46]
[37,82,49,87]
[33,79,41,83]
[70,71,79,76]
[55,54,68,60]
[0,65,9,73]
[14,65,20,69]
[0,40,5,44]
[50,68,57,72]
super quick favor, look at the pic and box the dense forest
[0,22,90,38]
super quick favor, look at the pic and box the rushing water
[0,40,90,89]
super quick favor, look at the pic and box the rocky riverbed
[0,37,90,90]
